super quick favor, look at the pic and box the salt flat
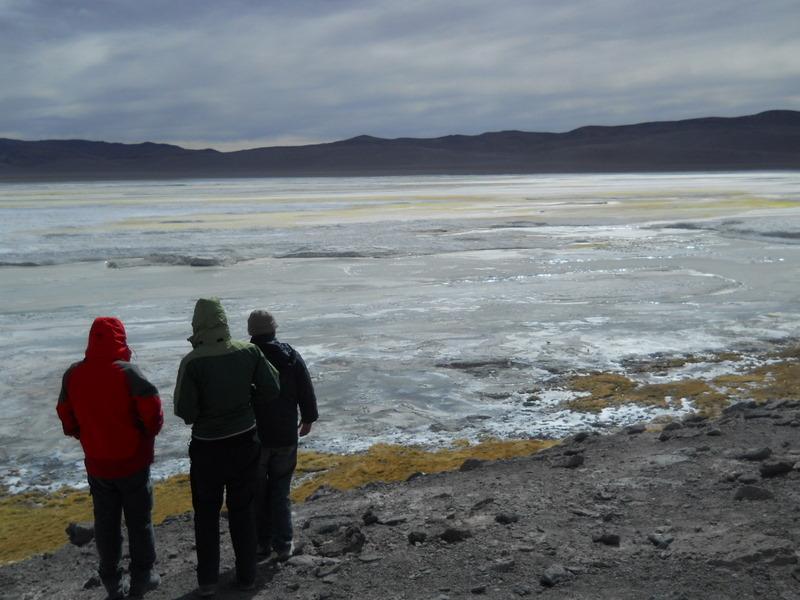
[1,172,799,491]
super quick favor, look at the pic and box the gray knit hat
[248,309,278,336]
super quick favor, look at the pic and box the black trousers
[88,467,156,594]
[189,429,260,586]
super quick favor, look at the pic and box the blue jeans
[255,444,297,552]
[88,467,156,594]
[189,429,260,586]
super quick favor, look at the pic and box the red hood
[85,317,131,362]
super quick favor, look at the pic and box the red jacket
[57,317,163,479]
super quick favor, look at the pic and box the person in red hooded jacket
[57,317,164,600]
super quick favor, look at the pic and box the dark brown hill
[1,110,798,181]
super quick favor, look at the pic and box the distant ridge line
[1,110,798,181]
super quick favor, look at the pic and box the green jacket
[174,298,280,440]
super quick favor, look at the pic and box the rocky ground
[4,398,800,600]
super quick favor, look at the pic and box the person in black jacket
[247,309,319,560]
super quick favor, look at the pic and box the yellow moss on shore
[563,346,800,417]
[0,438,556,565]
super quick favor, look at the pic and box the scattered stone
[315,563,342,578]
[66,523,94,547]
[738,474,760,484]
[658,431,672,442]
[406,471,425,482]
[571,507,600,518]
[737,447,772,461]
[760,460,794,478]
[708,534,797,567]
[307,485,336,502]
[491,558,515,573]
[317,525,366,557]
[540,563,572,587]
[408,531,428,546]
[683,414,708,425]
[440,528,473,543]
[82,575,101,590]
[555,454,584,469]
[734,485,775,501]
[663,422,683,432]
[625,424,646,435]
[592,533,621,547]
[495,513,520,525]
[512,586,531,596]
[470,497,495,512]
[723,401,758,415]
[380,515,408,526]
[288,555,324,568]
[358,553,382,563]
[647,533,674,549]
[286,582,300,592]
[460,458,484,472]
[706,428,722,436]
[573,431,590,443]
[362,507,379,526]
[563,447,585,456]
[471,584,487,594]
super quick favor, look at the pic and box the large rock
[440,528,473,543]
[540,564,573,587]
[734,485,775,501]
[760,460,794,478]
[66,522,94,547]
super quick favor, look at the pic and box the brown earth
[3,398,800,600]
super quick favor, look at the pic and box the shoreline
[3,396,800,598]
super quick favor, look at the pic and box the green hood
[189,297,231,347]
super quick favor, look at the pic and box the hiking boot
[274,541,294,562]
[104,579,129,600]
[256,543,271,559]
[129,571,161,597]
[194,583,217,597]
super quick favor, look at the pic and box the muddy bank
[3,398,800,599]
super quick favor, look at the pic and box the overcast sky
[1,0,798,150]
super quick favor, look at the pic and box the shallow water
[1,172,799,491]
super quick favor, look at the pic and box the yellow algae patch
[0,438,556,564]
[713,361,800,404]
[291,439,558,502]
[564,373,727,415]
[0,475,193,564]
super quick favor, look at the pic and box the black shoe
[129,571,161,597]
[104,579,130,600]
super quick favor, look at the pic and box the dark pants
[255,444,298,552]
[189,429,260,586]
[88,467,156,594]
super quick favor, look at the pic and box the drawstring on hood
[188,298,231,348]
[85,317,131,362]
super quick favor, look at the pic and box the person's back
[57,317,163,599]
[174,298,280,596]
[248,309,318,560]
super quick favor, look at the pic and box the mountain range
[1,110,799,181]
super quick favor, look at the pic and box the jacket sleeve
[295,354,319,424]
[121,362,164,437]
[174,357,200,424]
[56,364,80,438]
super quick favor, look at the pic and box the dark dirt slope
[3,398,800,600]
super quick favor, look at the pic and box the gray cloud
[1,0,798,148]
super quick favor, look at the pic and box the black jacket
[250,334,318,447]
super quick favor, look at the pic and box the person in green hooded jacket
[174,298,280,597]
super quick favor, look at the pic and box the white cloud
[0,0,798,146]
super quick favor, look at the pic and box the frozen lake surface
[1,172,799,491]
